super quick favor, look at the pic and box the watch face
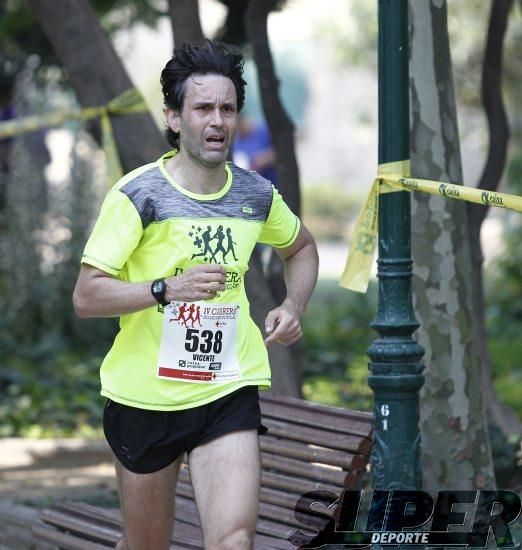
[153,281,162,293]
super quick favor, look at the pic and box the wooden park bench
[32,393,373,549]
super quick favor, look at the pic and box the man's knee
[210,526,255,550]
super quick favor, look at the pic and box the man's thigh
[115,454,183,550]
[188,429,261,547]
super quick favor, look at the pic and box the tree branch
[467,0,513,232]
[168,0,204,48]
[245,0,300,215]
[466,0,520,436]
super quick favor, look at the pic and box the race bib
[157,301,241,383]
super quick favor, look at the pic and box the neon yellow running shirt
[82,151,300,410]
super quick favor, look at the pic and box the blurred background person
[233,114,279,189]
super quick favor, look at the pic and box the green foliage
[302,184,362,241]
[506,152,522,194]
[302,357,372,412]
[0,335,107,438]
[0,256,118,436]
[484,152,522,421]
[300,279,377,411]
[0,74,119,436]
[96,0,168,34]
[0,1,55,78]
[316,2,377,68]
[488,424,521,487]
[0,0,167,91]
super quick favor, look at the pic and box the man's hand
[264,299,302,346]
[165,264,226,302]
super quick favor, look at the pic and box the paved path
[0,438,116,505]
[0,438,117,548]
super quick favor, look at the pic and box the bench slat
[54,502,122,529]
[261,471,342,495]
[260,501,334,530]
[54,500,204,548]
[260,435,368,470]
[263,418,372,454]
[31,524,110,549]
[259,486,310,512]
[40,508,120,545]
[262,451,348,487]
[254,533,293,550]
[260,397,373,437]
[255,516,299,542]
[260,393,372,420]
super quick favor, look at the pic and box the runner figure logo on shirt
[189,224,238,264]
[169,303,202,327]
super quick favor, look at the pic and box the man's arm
[73,264,226,318]
[264,224,319,346]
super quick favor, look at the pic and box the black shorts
[103,386,268,474]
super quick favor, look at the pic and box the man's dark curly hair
[160,40,246,150]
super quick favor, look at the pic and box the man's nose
[210,108,224,126]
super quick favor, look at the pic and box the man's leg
[188,430,261,550]
[114,454,183,550]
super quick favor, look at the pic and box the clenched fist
[264,299,303,346]
[165,264,226,303]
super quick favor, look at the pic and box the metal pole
[368,0,425,491]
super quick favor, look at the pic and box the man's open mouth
[206,136,225,144]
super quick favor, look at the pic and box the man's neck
[165,150,227,195]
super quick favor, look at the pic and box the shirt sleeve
[81,189,143,276]
[258,186,300,248]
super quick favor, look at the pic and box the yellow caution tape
[0,88,148,187]
[382,175,522,212]
[340,160,522,293]
[100,110,124,186]
[339,160,408,293]
[378,159,411,193]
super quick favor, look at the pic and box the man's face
[167,73,238,168]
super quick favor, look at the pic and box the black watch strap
[151,278,169,306]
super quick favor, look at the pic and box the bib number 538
[184,329,223,354]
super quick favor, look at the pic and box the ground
[0,438,117,549]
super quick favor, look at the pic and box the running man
[191,225,217,262]
[170,302,188,327]
[73,41,318,550]
[224,227,239,262]
[212,224,228,263]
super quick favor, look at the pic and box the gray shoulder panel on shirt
[119,163,274,229]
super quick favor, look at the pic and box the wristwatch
[151,278,169,306]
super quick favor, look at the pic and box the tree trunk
[467,0,520,436]
[168,0,204,48]
[409,0,496,490]
[243,0,303,396]
[244,0,300,216]
[27,0,165,172]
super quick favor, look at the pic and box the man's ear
[165,108,180,133]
